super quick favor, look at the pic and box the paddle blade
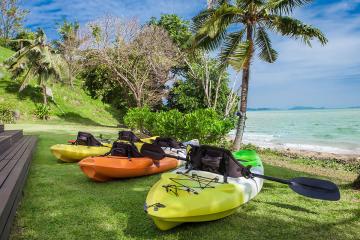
[140,143,166,160]
[289,177,340,201]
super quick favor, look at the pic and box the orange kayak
[79,156,180,182]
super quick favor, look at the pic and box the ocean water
[230,109,360,154]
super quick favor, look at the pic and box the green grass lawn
[10,126,360,240]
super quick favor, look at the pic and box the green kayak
[232,149,262,168]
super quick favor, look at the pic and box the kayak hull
[79,156,180,182]
[50,144,111,163]
[151,207,238,230]
[145,150,264,230]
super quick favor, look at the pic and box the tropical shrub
[181,109,235,144]
[123,107,155,133]
[152,110,185,140]
[124,107,235,144]
[34,104,50,120]
[0,103,15,124]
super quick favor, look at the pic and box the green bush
[34,104,51,120]
[124,106,155,132]
[124,107,235,144]
[152,110,185,139]
[0,102,15,124]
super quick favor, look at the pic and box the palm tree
[55,20,83,87]
[192,0,328,150]
[5,29,64,106]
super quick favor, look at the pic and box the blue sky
[21,0,360,108]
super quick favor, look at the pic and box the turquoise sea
[230,109,360,154]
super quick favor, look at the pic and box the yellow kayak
[51,136,157,163]
[50,144,111,163]
[145,156,264,230]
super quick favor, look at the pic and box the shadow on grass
[261,201,318,214]
[57,112,102,126]
[4,80,43,103]
[119,189,359,240]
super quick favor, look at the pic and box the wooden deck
[0,125,37,240]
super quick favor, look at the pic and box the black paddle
[140,143,340,201]
[249,172,340,201]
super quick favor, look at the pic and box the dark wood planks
[0,130,23,154]
[0,135,37,240]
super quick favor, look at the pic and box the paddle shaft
[251,173,290,185]
[232,158,290,185]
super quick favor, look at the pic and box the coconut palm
[55,20,83,87]
[5,29,64,106]
[192,0,328,150]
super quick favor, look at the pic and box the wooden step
[0,130,23,154]
[0,136,37,240]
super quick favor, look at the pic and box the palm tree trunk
[233,67,250,150]
[233,26,253,150]
[42,85,47,105]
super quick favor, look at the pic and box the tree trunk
[232,26,253,150]
[69,66,74,88]
[353,174,360,190]
[135,95,142,107]
[42,85,47,120]
[68,59,74,88]
[213,74,222,110]
[232,68,250,150]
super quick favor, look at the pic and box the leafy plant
[34,104,50,120]
[124,107,235,144]
[124,106,155,133]
[0,102,15,123]
[148,14,192,49]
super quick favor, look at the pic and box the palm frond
[219,29,245,68]
[207,0,231,9]
[192,8,216,32]
[255,25,278,63]
[265,0,313,15]
[19,67,34,92]
[5,29,66,90]
[268,16,328,46]
[193,3,243,51]
[237,0,264,9]
[227,41,251,71]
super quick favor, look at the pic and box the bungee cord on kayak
[162,173,221,196]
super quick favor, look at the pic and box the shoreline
[227,134,360,162]
[260,145,360,163]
